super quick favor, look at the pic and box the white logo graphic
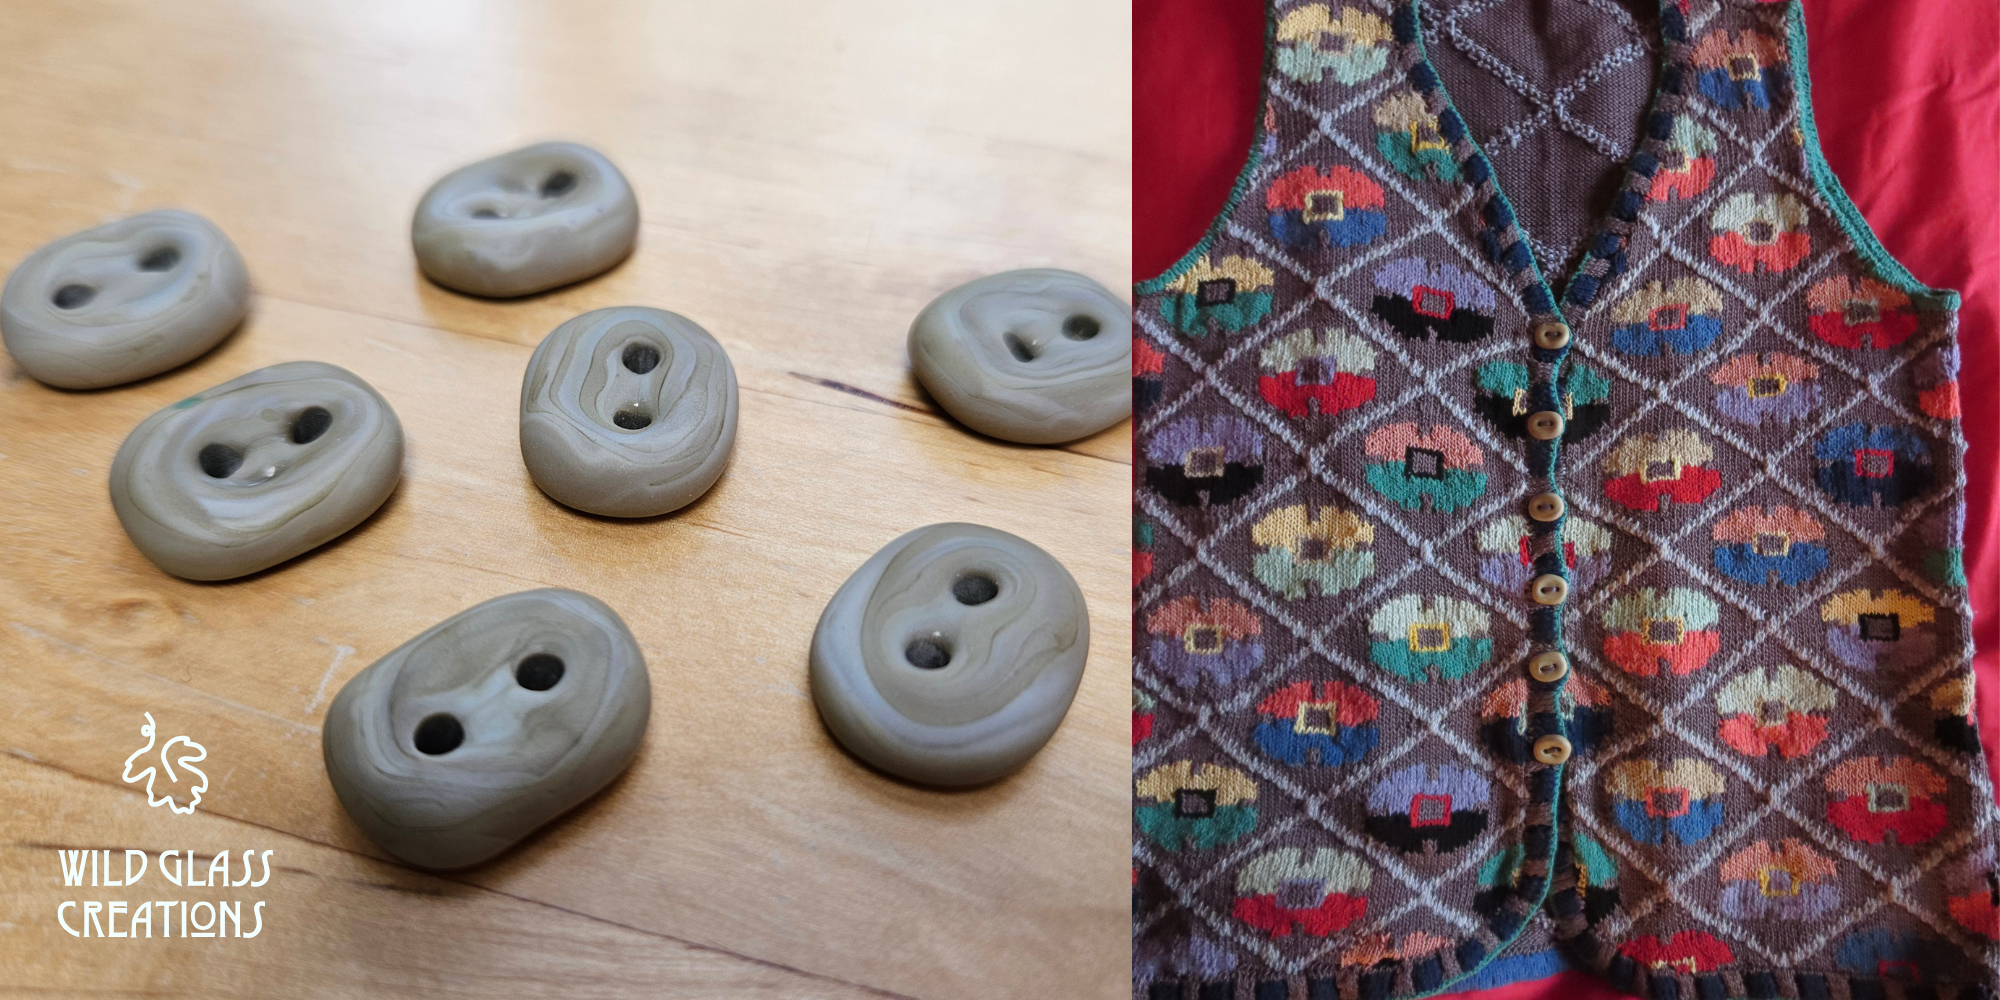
[120,713,208,815]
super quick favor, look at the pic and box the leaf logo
[120,712,208,815]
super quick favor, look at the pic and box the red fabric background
[1134,3,2000,997]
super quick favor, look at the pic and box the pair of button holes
[902,572,1000,670]
[413,653,567,756]
[468,171,579,219]
[49,245,183,310]
[611,342,662,430]
[1002,314,1103,363]
[196,406,334,479]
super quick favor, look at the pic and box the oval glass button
[411,142,639,298]
[1,209,249,389]
[809,522,1089,785]
[109,361,403,580]
[908,269,1132,444]
[321,589,651,870]
[1528,493,1565,522]
[1532,735,1573,765]
[1527,411,1566,440]
[1528,651,1570,683]
[520,306,738,517]
[1531,574,1569,606]
[1532,321,1571,350]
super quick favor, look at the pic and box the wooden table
[0,2,1131,996]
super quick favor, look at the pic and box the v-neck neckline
[1392,0,1696,330]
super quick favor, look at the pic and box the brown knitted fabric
[1131,1,1994,997]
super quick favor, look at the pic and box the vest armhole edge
[1786,1,1962,313]
[1134,3,1279,296]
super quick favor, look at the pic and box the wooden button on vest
[1531,574,1569,606]
[1528,651,1570,682]
[810,522,1089,786]
[1528,493,1565,522]
[109,361,404,580]
[1531,321,1571,350]
[1527,411,1565,440]
[322,589,650,870]
[1532,735,1573,765]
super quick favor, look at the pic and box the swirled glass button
[1,209,249,389]
[411,142,638,298]
[519,306,738,517]
[322,589,650,870]
[810,522,1089,785]
[908,269,1132,444]
[109,361,403,580]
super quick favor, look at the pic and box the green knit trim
[1785,2,1960,312]
[1133,6,1278,295]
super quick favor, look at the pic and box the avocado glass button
[1532,734,1573,765]
[322,589,651,870]
[908,269,1132,444]
[1,209,249,389]
[810,523,1090,786]
[1528,651,1570,683]
[1528,492,1565,522]
[1532,321,1572,350]
[411,142,638,298]
[519,306,738,517]
[1527,411,1565,441]
[1531,574,1569,606]
[109,361,403,580]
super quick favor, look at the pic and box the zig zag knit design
[1132,1,1994,998]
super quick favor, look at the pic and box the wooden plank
[0,1,1131,996]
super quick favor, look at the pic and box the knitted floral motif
[1620,932,1735,977]
[1692,29,1788,111]
[1364,764,1490,854]
[1602,587,1721,677]
[1923,502,1969,586]
[1946,847,2000,940]
[1135,337,1165,412]
[1609,759,1726,845]
[1474,360,1611,442]
[1814,422,1934,507]
[1823,757,1948,845]
[1231,847,1372,938]
[1710,353,1821,427]
[1134,516,1154,587]
[1363,422,1487,512]
[1918,344,1962,420]
[1133,927,1238,985]
[1821,588,1937,672]
[1268,165,1388,250]
[1257,328,1378,418]
[1145,415,1265,507]
[1647,117,1719,201]
[1133,688,1155,746]
[1603,430,1721,511]
[1609,277,1725,357]
[1146,596,1264,691]
[1250,505,1376,599]
[1337,931,1453,970]
[1368,594,1493,682]
[1254,681,1380,766]
[1708,192,1811,274]
[1714,665,1835,759]
[1481,675,1614,763]
[1370,256,1497,342]
[1158,253,1275,335]
[1373,90,1458,181]
[1274,4,1392,86]
[1806,275,1918,350]
[1710,505,1828,587]
[1477,514,1612,592]
[1136,762,1258,852]
[1835,928,1947,983]
[1718,839,1840,921]
[1931,678,1979,753]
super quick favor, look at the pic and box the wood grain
[0,1,1131,997]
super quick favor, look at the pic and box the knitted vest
[1132,2,1993,998]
